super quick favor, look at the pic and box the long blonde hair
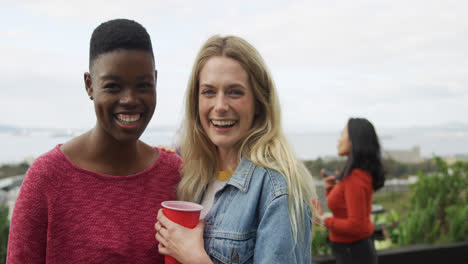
[178,35,317,243]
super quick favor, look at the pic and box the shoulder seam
[264,168,288,197]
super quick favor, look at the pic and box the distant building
[443,154,468,165]
[443,156,458,165]
[383,146,422,163]
[455,154,468,161]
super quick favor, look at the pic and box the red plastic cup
[161,201,203,264]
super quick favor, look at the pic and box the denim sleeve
[253,194,312,264]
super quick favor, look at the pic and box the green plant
[396,196,441,246]
[395,158,468,246]
[373,191,409,218]
[410,158,467,211]
[311,225,331,256]
[444,205,468,243]
[0,205,9,264]
[375,209,402,244]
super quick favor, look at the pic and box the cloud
[3,0,216,24]
[1,0,467,130]
[220,1,467,71]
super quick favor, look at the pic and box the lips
[116,113,142,123]
[114,113,144,129]
[211,119,237,128]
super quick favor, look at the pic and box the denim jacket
[201,157,312,264]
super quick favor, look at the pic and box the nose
[120,88,138,106]
[214,93,229,113]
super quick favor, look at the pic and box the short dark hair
[89,18,154,69]
[339,118,386,191]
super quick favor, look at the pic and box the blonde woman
[155,35,317,263]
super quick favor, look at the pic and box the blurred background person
[319,118,385,264]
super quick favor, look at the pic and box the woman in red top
[320,118,385,264]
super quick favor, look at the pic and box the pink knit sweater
[7,145,181,264]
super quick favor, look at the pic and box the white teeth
[212,120,236,126]
[117,114,141,123]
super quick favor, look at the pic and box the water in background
[0,130,175,164]
[1,129,468,164]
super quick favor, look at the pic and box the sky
[1,0,467,132]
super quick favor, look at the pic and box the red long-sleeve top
[7,145,181,264]
[324,169,374,243]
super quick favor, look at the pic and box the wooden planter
[312,241,468,264]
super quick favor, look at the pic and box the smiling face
[337,125,352,156]
[198,56,256,154]
[85,49,157,143]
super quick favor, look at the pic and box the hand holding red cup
[159,201,203,264]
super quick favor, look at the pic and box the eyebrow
[199,83,215,89]
[199,83,247,90]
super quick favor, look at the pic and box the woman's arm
[155,209,213,264]
[254,194,312,264]
[7,166,49,263]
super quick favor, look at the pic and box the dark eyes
[137,82,154,90]
[103,83,120,92]
[102,82,153,92]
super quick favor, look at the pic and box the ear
[84,72,93,97]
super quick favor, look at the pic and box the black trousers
[331,236,378,264]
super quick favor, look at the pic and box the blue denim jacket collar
[225,157,256,193]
